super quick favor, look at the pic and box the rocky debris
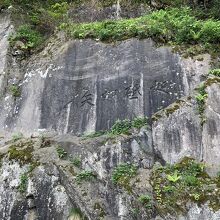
[0,128,154,220]
[0,110,220,219]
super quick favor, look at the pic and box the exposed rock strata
[0,9,220,220]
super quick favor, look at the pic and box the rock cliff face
[0,21,210,135]
[0,6,220,220]
[153,82,220,176]
[0,12,13,93]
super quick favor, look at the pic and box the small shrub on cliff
[71,157,81,168]
[112,163,137,191]
[151,157,220,214]
[9,25,43,50]
[76,170,96,184]
[132,117,148,129]
[84,117,148,138]
[138,194,152,209]
[209,69,220,77]
[8,145,33,165]
[195,84,208,125]
[5,1,70,52]
[56,146,67,159]
[9,85,21,98]
[109,117,147,135]
[48,2,69,19]
[112,164,137,184]
[110,119,132,135]
[18,173,28,193]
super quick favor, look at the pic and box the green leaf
[167,170,181,183]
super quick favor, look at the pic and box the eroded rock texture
[0,33,210,135]
[1,8,220,220]
[0,12,13,92]
[153,81,220,176]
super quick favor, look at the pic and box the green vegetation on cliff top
[3,0,70,51]
[1,0,220,56]
[61,7,220,53]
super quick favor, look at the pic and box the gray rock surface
[0,36,210,136]
[0,159,72,220]
[68,0,151,22]
[0,12,13,93]
[1,9,220,220]
[152,78,220,176]
[202,83,220,175]
[1,122,220,220]
[0,129,154,220]
[152,99,203,164]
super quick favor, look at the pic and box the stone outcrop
[1,109,220,219]
[0,34,210,136]
[153,79,220,176]
[0,6,220,220]
[0,12,13,93]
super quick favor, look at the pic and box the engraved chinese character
[81,90,94,107]
[101,89,119,100]
[125,83,141,99]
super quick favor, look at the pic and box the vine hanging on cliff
[195,84,208,125]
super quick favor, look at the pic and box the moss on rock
[151,158,220,215]
[8,144,34,165]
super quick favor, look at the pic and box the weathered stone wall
[0,36,210,136]
[153,80,220,176]
[68,0,151,22]
[0,160,72,220]
[0,12,13,93]
[1,121,220,219]
[1,7,220,220]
